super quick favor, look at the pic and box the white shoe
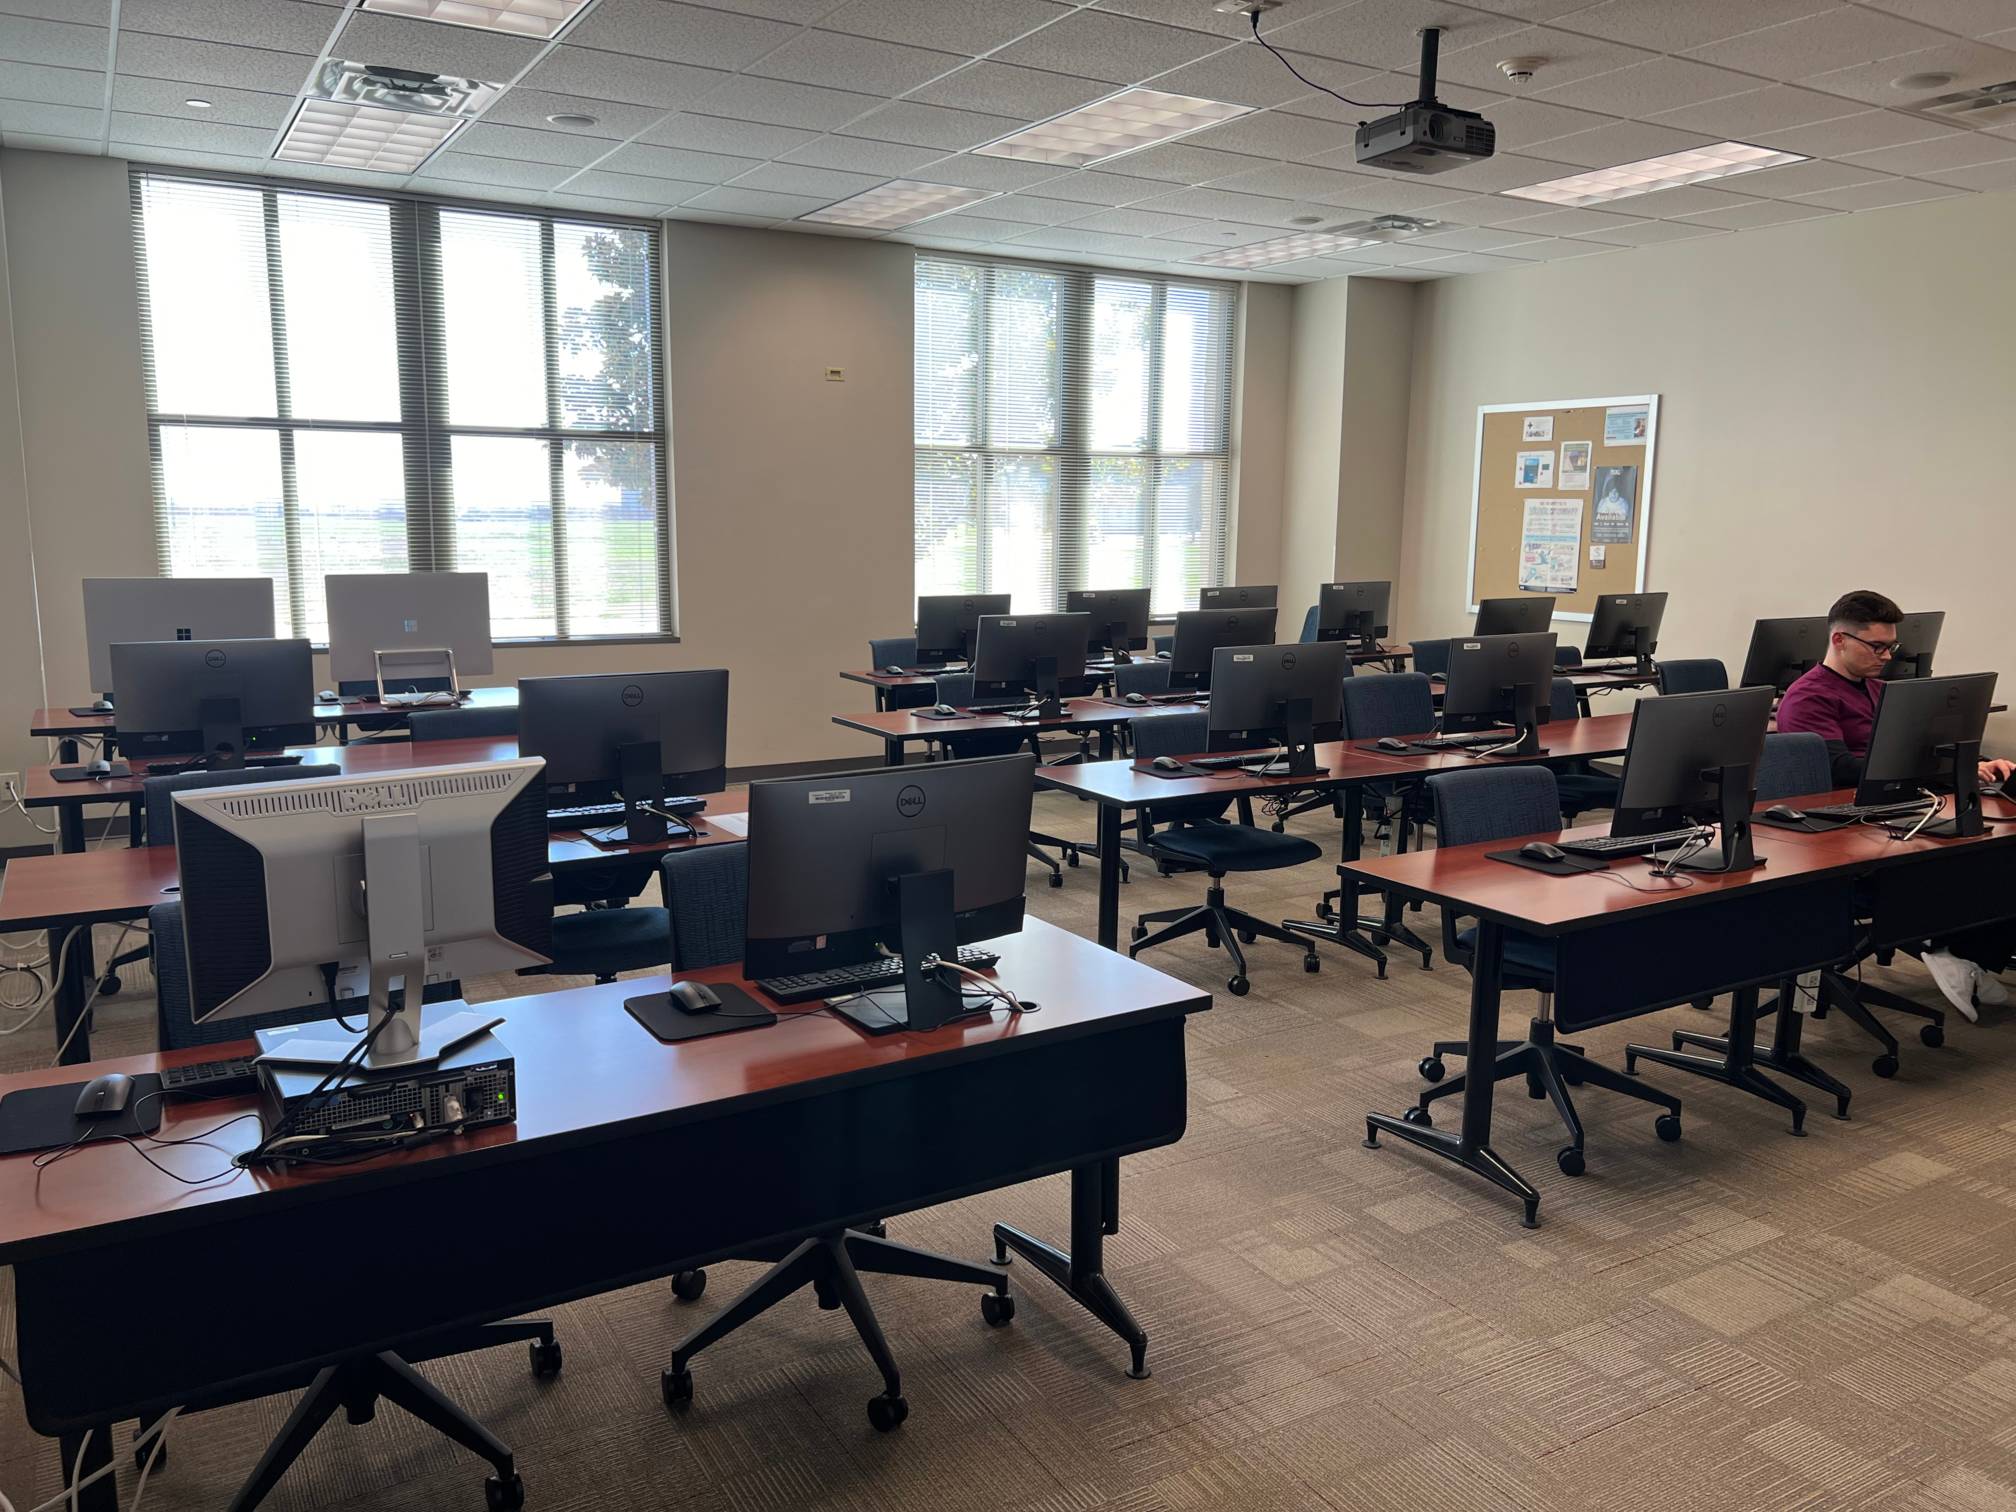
[1923,949,1980,1023]
[1977,971,2009,1008]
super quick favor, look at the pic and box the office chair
[1409,638,1450,680]
[1553,645,1583,669]
[868,636,936,710]
[934,672,1076,886]
[651,843,1013,1431]
[1412,766,1682,1175]
[407,704,519,741]
[1548,676,1620,824]
[1126,712,1323,994]
[1297,604,1319,643]
[1657,659,1727,695]
[1152,633,1173,654]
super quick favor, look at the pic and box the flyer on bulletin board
[1603,405,1648,445]
[1591,465,1637,544]
[1519,498,1582,593]
[1513,450,1554,488]
[1557,440,1592,490]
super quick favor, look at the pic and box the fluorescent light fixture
[801,179,1001,230]
[1186,231,1375,269]
[361,0,592,41]
[276,99,466,172]
[1504,141,1807,208]
[976,87,1253,169]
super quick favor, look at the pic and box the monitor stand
[616,738,669,845]
[825,869,980,1037]
[1669,761,1763,873]
[1629,624,1657,678]
[1106,623,1133,666]
[199,695,248,771]
[1245,697,1326,778]
[1030,655,1064,719]
[1896,740,1983,839]
[1500,681,1545,758]
[375,646,460,702]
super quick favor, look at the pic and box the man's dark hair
[1828,590,1902,629]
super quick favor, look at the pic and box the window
[132,171,670,644]
[914,253,1236,618]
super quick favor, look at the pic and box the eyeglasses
[1838,630,1900,659]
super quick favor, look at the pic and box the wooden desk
[0,918,1207,1509]
[28,688,519,751]
[833,695,1197,767]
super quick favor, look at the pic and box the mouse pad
[914,709,971,721]
[0,1074,166,1155]
[1485,848,1609,877]
[1754,812,1851,834]
[625,984,777,1044]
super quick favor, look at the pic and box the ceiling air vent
[1320,214,1441,241]
[1907,79,2016,129]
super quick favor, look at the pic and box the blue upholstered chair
[1553,644,1583,669]
[1412,766,1681,1175]
[1548,676,1620,824]
[407,704,519,741]
[932,673,1076,885]
[868,636,935,710]
[1297,604,1319,643]
[1657,659,1727,695]
[1126,712,1324,995]
[1115,660,1171,697]
[1409,638,1450,680]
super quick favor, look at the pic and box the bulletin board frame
[1464,393,1660,623]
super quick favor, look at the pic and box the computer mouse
[315,689,338,703]
[85,758,112,777]
[668,980,722,1015]
[74,1072,135,1120]
[1519,841,1568,863]
[89,699,113,713]
[933,702,960,716]
[882,666,907,676]
[1123,692,1149,705]
[1765,804,1804,821]
[1375,737,1411,752]
[1150,756,1186,772]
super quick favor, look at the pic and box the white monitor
[325,572,494,686]
[83,576,275,698]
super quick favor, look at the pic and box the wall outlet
[825,367,845,381]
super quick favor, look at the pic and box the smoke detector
[1892,70,1957,92]
[1213,0,1283,13]
[1497,56,1545,83]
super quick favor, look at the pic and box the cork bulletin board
[1465,394,1659,622]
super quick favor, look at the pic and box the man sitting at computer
[1776,589,2014,1019]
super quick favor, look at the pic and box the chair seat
[1556,772,1620,810]
[1455,924,1557,982]
[1151,822,1321,872]
[545,906,672,977]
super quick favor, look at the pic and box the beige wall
[1229,281,1289,584]
[1336,278,1414,615]
[0,156,46,848]
[1280,276,1349,624]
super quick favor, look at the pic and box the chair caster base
[528,1339,563,1379]
[980,1291,1015,1327]
[671,1268,707,1302]
[486,1473,525,1511]
[867,1393,909,1432]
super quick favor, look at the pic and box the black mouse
[1375,737,1411,752]
[1123,692,1149,705]
[669,981,722,1015]
[1765,804,1803,821]
[1150,756,1185,772]
[1519,841,1568,863]
[74,1072,135,1120]
[882,665,907,675]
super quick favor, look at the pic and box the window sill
[308,633,681,653]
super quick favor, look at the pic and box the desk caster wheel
[1130,925,1147,944]
[1690,996,1712,1010]
[1303,953,1320,973]
[1418,1057,1445,1083]
[1049,871,1063,888]
[98,975,121,997]
[1315,900,1335,921]
[1556,1147,1585,1177]
[1402,1105,1431,1127]
[1655,1113,1682,1143]
[528,1339,563,1379]
[486,1474,525,1511]
[1872,1054,1899,1079]
[981,1291,1015,1327]
[863,1220,887,1238]
[1561,1063,1583,1086]
[671,1268,706,1302]
[662,1368,693,1410]
[1065,848,1079,868]
[1227,975,1249,996]
[867,1394,909,1432]
[1526,1074,1546,1100]
[1271,819,1285,832]
[814,1277,840,1310]
[1920,1023,1944,1048]
[1238,929,1256,944]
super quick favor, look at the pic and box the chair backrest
[1427,766,1561,849]
[1152,633,1173,654]
[407,704,518,742]
[1757,731,1830,802]
[934,671,974,704]
[1548,676,1581,722]
[1410,638,1450,679]
[1130,711,1228,825]
[1658,658,1728,695]
[1339,673,1434,740]
[1115,659,1171,697]
[1554,644,1583,669]
[1298,604,1319,643]
[869,636,917,668]
[661,844,749,971]
[150,899,352,1050]
[933,671,1030,759]
[142,763,342,847]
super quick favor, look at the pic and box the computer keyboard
[160,1056,264,1097]
[380,691,462,709]
[143,753,304,776]
[754,946,1002,1005]
[1800,799,1936,821]
[547,796,706,830]
[1185,751,1287,771]
[1557,828,1705,858]
[1410,731,1513,750]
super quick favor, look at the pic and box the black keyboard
[1187,751,1286,770]
[1150,691,1203,703]
[755,947,1002,1005]
[143,753,304,776]
[1410,731,1513,750]
[548,796,706,830]
[160,1056,264,1097]
[1800,799,1935,821]
[1557,828,1705,858]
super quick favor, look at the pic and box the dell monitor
[915,593,1010,666]
[517,669,729,844]
[1442,632,1556,755]
[326,571,493,698]
[83,576,275,705]
[1858,671,1997,837]
[1206,641,1348,777]
[170,757,552,1068]
[1740,616,1827,693]
[1064,587,1151,661]
[1168,607,1278,694]
[1199,584,1277,611]
[1610,684,1774,871]
[1316,581,1391,647]
[110,637,316,769]
[972,612,1091,716]
[1880,610,1944,682]
[1473,596,1554,636]
[744,753,1034,1035]
[1582,591,1668,674]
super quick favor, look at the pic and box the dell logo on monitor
[1281,651,1298,670]
[621,684,644,707]
[204,649,226,669]
[897,784,926,818]
[1711,701,1727,727]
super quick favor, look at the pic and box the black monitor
[1064,587,1151,660]
[1739,616,1827,693]
[972,612,1092,715]
[1316,581,1390,646]
[1473,596,1554,635]
[745,753,1035,1035]
[1583,591,1668,673]
[1611,684,1774,871]
[1168,607,1278,693]
[1206,641,1348,777]
[1858,671,1996,837]
[915,593,1010,666]
[1442,632,1556,755]
[110,638,316,768]
[517,669,729,844]
[1881,610,1944,682]
[1199,584,1277,610]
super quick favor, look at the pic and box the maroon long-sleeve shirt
[1774,662,1883,786]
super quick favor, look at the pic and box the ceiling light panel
[976,88,1253,169]
[1504,141,1807,208]
[802,179,1001,229]
[361,0,591,41]
[1186,231,1375,268]
[277,100,466,171]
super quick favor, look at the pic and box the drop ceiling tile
[1412,250,1532,275]
[1283,69,1502,123]
[1803,41,2016,109]
[1511,237,1627,258]
[1647,83,1865,137]
[1203,161,1372,199]
[1790,173,1969,206]
[1182,109,1353,163]
[113,75,293,128]
[1026,167,1175,202]
[1064,204,1217,236]
[690,76,880,130]
[837,100,1024,149]
[0,61,101,107]
[726,160,889,198]
[1,0,109,19]
[1145,41,1339,109]
[903,153,1068,190]
[563,0,797,70]
[105,140,264,170]
[1267,1,1522,70]
[1494,204,1649,238]
[413,151,576,189]
[1686,8,1950,78]
[601,140,762,181]
[1676,196,1841,228]
[2,17,109,71]
[1727,156,1892,196]
[1842,131,2016,176]
[753,31,965,95]
[680,0,833,17]
[1256,256,1352,276]
[1854,0,2016,37]
[332,11,542,81]
[1413,223,1551,252]
[1092,0,1352,40]
[1569,216,1725,244]
[108,108,271,152]
[971,193,1100,224]
[640,113,816,158]
[1327,239,1454,264]
[476,90,657,138]
[1308,172,1496,212]
[523,47,728,109]
[119,33,312,92]
[1753,108,1958,156]
[910,62,1111,120]
[0,99,102,136]
[1532,120,1722,168]
[912,213,1029,240]
[821,0,1070,55]
[1006,225,1186,257]
[1374,150,1576,193]
[1610,183,1769,216]
[1129,183,1295,222]
[1436,27,1657,93]
[1479,97,1613,151]
[780,136,942,175]
[120,0,333,53]
[569,167,708,203]
[1413,190,1563,224]
[1913,156,2016,190]
[1558,0,1838,52]
[1118,141,1269,182]
[1159,220,1288,246]
[0,132,101,151]
[1534,56,1762,117]
[1357,265,1448,279]
[988,10,1222,85]
[447,121,607,166]
[552,192,683,217]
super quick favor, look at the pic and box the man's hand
[1979,757,2014,785]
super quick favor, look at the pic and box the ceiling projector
[1354,27,1496,174]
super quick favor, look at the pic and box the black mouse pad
[914,709,971,721]
[1485,848,1609,877]
[0,1074,166,1155]
[1754,812,1852,834]
[625,984,778,1044]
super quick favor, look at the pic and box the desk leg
[57,1428,116,1512]
[51,925,95,1065]
[885,737,905,768]
[1364,918,1540,1228]
[1282,785,1395,975]
[993,1159,1149,1379]
[1095,805,1122,951]
[58,737,79,765]
[58,801,85,855]
[1099,726,1115,761]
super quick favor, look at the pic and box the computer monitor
[1442,632,1556,755]
[1858,671,1997,837]
[110,637,316,768]
[1473,596,1554,635]
[1316,581,1390,646]
[83,576,275,703]
[744,753,1034,1035]
[325,571,494,696]
[915,593,1010,666]
[1610,685,1774,871]
[1881,610,1944,682]
[1582,591,1668,673]
[1064,587,1151,660]
[1739,616,1827,693]
[171,757,553,1067]
[972,612,1091,715]
[1168,607,1278,693]
[1199,584,1277,610]
[1206,641,1348,777]
[517,669,729,844]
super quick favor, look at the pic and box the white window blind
[914,252,1237,618]
[132,170,670,645]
